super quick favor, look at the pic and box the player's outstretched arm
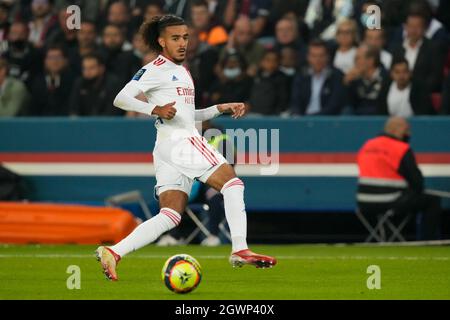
[195,103,246,121]
[113,82,156,115]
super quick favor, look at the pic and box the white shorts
[153,135,227,198]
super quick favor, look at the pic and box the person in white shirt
[96,15,277,281]
[379,58,433,116]
[333,19,358,74]
[386,60,414,117]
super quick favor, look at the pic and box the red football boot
[229,249,277,268]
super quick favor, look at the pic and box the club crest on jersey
[172,75,179,81]
[132,68,146,81]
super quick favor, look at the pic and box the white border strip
[3,163,450,177]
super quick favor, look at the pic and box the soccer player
[96,15,276,281]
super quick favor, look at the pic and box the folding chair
[183,204,231,244]
[105,190,154,220]
[183,204,212,244]
[356,208,411,242]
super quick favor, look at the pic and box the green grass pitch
[0,244,449,300]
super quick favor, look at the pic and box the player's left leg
[204,163,277,268]
[96,151,192,281]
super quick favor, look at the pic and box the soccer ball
[161,254,202,294]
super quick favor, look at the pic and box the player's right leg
[96,190,188,281]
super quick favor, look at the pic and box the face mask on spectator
[280,66,296,76]
[360,13,370,27]
[223,67,242,79]
[9,40,27,50]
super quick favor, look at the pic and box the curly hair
[139,15,186,53]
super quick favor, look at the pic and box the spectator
[67,20,98,76]
[441,73,450,115]
[390,0,449,58]
[290,39,345,116]
[69,53,123,116]
[346,44,388,115]
[364,28,392,70]
[248,50,289,115]
[131,32,148,59]
[0,58,30,117]
[273,17,306,65]
[222,0,272,38]
[185,27,219,108]
[379,58,433,117]
[357,117,442,241]
[28,44,75,115]
[143,1,164,23]
[220,16,265,77]
[211,52,252,106]
[0,2,10,42]
[304,0,353,41]
[332,19,358,74]
[391,8,445,93]
[1,21,43,84]
[28,0,58,49]
[270,0,310,25]
[99,24,141,86]
[190,0,228,46]
[107,0,134,40]
[279,46,298,97]
[46,7,78,49]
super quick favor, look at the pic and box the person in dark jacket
[388,0,449,61]
[357,117,442,240]
[69,53,123,116]
[1,21,43,85]
[248,50,290,115]
[28,44,75,116]
[390,9,445,93]
[290,39,345,116]
[347,44,389,115]
[379,58,433,116]
[210,52,253,107]
[98,24,141,87]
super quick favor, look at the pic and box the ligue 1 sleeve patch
[132,68,146,81]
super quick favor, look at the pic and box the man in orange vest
[357,117,441,240]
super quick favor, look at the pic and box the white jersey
[127,55,227,197]
[131,55,198,142]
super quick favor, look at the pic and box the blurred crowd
[0,0,449,118]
